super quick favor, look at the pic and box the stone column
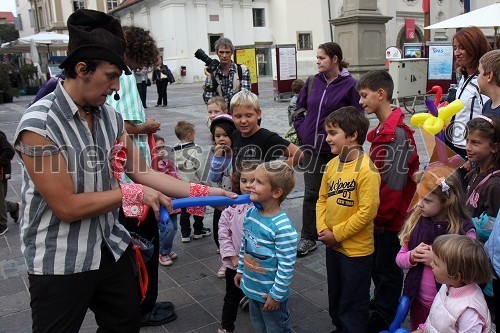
[220,0,235,40]
[330,0,392,78]
[193,0,209,51]
[159,0,188,59]
[239,0,254,45]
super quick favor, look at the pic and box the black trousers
[301,151,334,240]
[326,247,372,333]
[213,208,222,248]
[180,208,204,237]
[371,231,404,322]
[156,80,168,106]
[221,267,245,332]
[29,246,141,333]
[119,208,159,315]
[136,82,147,107]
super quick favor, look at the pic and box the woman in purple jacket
[293,42,363,256]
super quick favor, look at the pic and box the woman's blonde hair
[399,165,470,245]
[433,234,492,285]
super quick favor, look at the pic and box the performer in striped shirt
[14,9,234,333]
[235,161,298,333]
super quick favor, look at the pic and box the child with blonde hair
[412,234,492,332]
[207,96,228,127]
[396,165,475,331]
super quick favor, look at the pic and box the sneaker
[217,265,226,278]
[168,252,178,260]
[218,329,232,333]
[10,202,19,223]
[297,238,317,256]
[159,254,173,266]
[193,227,211,239]
[0,225,7,236]
[239,296,249,309]
[181,234,191,243]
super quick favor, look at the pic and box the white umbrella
[29,38,40,64]
[424,1,500,48]
[18,32,69,63]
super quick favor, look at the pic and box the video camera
[194,49,220,74]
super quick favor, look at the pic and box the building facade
[14,0,496,82]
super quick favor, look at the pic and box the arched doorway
[397,25,424,49]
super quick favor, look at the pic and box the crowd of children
[149,49,500,333]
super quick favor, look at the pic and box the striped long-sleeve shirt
[237,207,298,302]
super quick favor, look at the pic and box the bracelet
[120,184,144,218]
[186,183,209,216]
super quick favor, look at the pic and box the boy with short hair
[478,49,500,117]
[235,160,298,333]
[317,107,381,333]
[173,121,211,242]
[357,70,420,332]
[230,90,302,170]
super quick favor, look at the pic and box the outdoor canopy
[424,1,500,48]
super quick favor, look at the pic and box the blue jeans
[158,214,178,256]
[248,298,291,333]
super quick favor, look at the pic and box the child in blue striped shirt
[235,161,298,333]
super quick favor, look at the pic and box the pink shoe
[159,254,173,266]
[217,265,226,278]
[168,252,178,260]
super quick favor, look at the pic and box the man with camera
[201,37,251,106]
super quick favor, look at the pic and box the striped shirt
[107,69,151,169]
[237,207,298,302]
[14,82,131,275]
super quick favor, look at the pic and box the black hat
[59,9,131,75]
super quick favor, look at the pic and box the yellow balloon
[423,117,444,135]
[438,99,464,121]
[411,113,433,127]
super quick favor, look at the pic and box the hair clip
[427,170,450,196]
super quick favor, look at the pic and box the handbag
[284,75,315,146]
[146,78,152,86]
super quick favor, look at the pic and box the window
[209,15,219,22]
[252,8,264,27]
[18,14,22,30]
[28,9,34,27]
[107,0,118,11]
[297,32,313,50]
[73,0,85,12]
[209,34,223,54]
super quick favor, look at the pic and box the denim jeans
[159,214,178,256]
[248,298,291,333]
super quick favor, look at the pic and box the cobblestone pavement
[0,77,433,333]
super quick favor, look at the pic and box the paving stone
[181,275,225,303]
[159,303,217,333]
[165,261,214,286]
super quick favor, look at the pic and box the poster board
[234,46,259,95]
[427,44,453,80]
[272,44,297,101]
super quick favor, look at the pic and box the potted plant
[0,63,19,103]
[19,64,40,95]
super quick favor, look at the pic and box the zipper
[314,83,329,148]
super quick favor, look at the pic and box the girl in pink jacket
[217,161,259,333]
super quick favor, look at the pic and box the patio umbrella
[18,32,69,63]
[29,39,40,64]
[424,1,500,48]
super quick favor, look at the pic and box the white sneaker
[217,265,226,278]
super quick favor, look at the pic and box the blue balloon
[159,194,258,226]
[386,296,410,332]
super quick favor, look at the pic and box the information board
[428,45,453,80]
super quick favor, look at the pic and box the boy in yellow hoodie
[316,106,381,333]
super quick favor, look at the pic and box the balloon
[159,194,259,226]
[423,116,444,135]
[425,96,439,117]
[386,296,411,332]
[410,113,433,127]
[437,99,464,122]
[427,85,443,107]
